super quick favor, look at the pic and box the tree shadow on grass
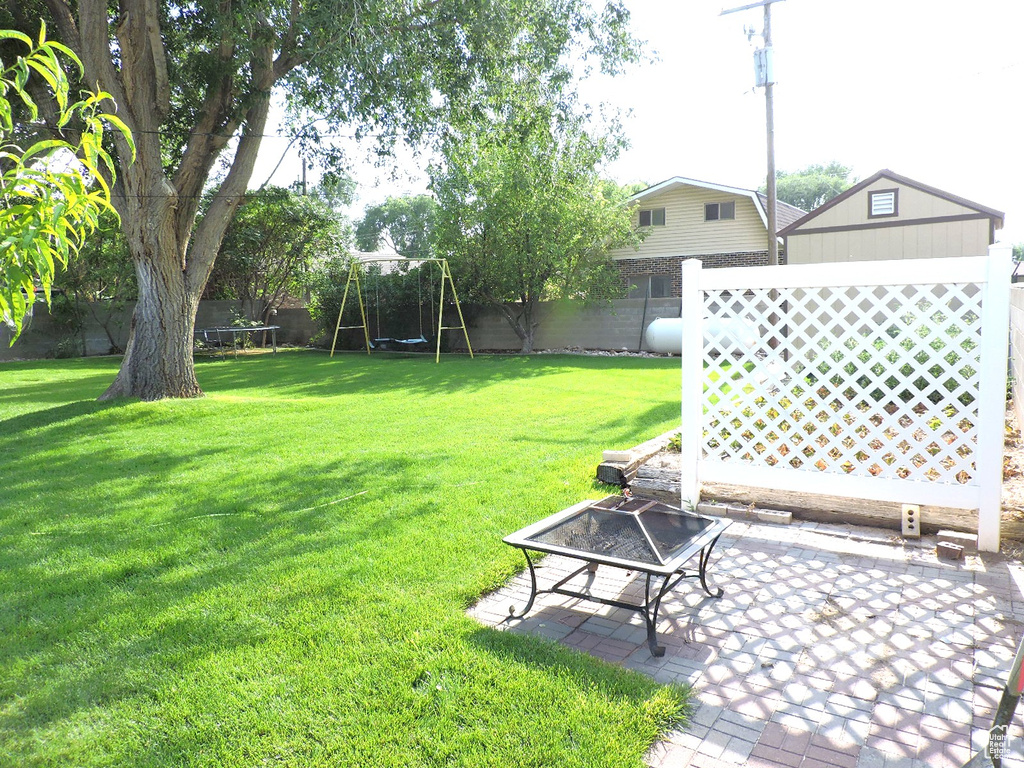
[0,352,687,765]
[1,352,682,457]
[1,430,680,765]
[0,397,134,438]
[0,376,122,418]
[0,449,453,766]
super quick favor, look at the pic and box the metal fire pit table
[503,496,730,657]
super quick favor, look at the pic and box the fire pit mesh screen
[526,498,715,566]
[530,509,656,562]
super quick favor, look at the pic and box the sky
[249,0,1024,243]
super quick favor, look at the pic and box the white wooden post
[680,259,703,510]
[977,244,1013,551]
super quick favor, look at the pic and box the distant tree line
[762,162,857,212]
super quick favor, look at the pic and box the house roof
[756,192,806,231]
[777,169,1005,237]
[629,176,807,237]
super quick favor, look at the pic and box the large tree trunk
[99,160,206,400]
[100,254,203,400]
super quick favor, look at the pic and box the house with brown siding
[609,177,805,298]
[778,169,1004,264]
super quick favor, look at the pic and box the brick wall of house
[616,251,778,296]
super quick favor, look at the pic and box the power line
[9,120,366,141]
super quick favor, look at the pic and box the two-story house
[609,176,806,298]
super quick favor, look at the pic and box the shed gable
[779,169,1004,238]
[794,177,990,232]
[779,169,1004,264]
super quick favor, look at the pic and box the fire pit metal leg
[508,549,539,619]
[643,573,674,657]
[698,534,726,598]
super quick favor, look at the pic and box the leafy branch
[0,23,134,341]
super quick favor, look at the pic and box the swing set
[329,257,474,363]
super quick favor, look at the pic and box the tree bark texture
[103,254,203,399]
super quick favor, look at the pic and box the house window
[628,274,672,299]
[639,207,666,227]
[704,201,736,221]
[868,189,898,218]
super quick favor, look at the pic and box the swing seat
[372,336,430,351]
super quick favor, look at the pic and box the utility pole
[721,0,783,265]
[762,2,778,266]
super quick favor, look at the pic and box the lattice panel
[701,282,984,487]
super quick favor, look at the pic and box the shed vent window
[639,207,666,227]
[704,201,736,221]
[869,189,898,218]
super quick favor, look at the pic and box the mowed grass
[0,351,688,768]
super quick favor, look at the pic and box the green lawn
[0,351,687,768]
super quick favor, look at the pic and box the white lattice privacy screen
[678,247,1012,551]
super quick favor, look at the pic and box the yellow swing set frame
[329,257,474,363]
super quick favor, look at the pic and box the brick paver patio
[469,517,1024,767]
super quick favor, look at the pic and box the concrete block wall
[0,301,132,360]
[5,296,692,359]
[1,300,319,361]
[192,302,319,346]
[450,298,682,353]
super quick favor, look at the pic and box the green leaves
[355,195,438,258]
[274,0,640,175]
[767,162,857,212]
[204,186,347,323]
[0,26,132,343]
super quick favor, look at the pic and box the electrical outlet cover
[902,504,921,538]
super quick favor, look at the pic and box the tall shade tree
[0,25,130,341]
[432,91,642,354]
[8,0,639,399]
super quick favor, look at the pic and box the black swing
[369,264,432,352]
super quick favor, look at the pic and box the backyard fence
[0,300,318,360]
[680,245,1012,552]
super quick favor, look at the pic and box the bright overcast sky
[251,0,1024,243]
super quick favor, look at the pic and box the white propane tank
[645,316,762,355]
[645,317,684,354]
